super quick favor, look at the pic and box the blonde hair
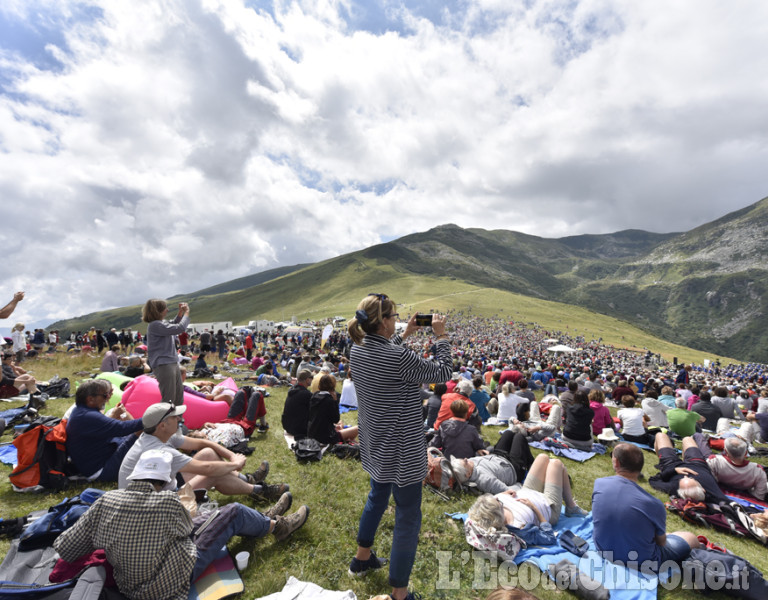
[13,323,24,331]
[467,493,506,530]
[752,511,768,530]
[588,388,605,404]
[347,294,396,345]
[142,299,167,323]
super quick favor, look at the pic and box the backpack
[18,488,105,551]
[666,497,766,544]
[9,419,70,492]
[292,438,324,462]
[36,377,71,399]
[423,448,461,492]
[682,547,768,599]
[329,442,360,460]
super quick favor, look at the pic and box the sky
[1,0,767,333]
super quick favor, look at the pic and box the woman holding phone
[347,296,452,600]
[142,299,190,406]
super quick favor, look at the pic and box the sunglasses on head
[368,293,388,301]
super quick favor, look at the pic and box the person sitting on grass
[118,403,286,502]
[511,400,561,441]
[54,449,309,600]
[282,369,313,439]
[701,436,768,500]
[593,443,700,570]
[666,397,705,437]
[0,352,46,407]
[307,373,358,444]
[618,395,652,445]
[433,379,478,432]
[66,379,143,482]
[561,390,595,451]
[465,453,588,547]
[429,398,488,460]
[124,354,150,377]
[589,388,616,436]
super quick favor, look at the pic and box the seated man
[66,379,144,481]
[433,380,478,431]
[593,443,699,569]
[648,432,728,504]
[55,449,309,600]
[429,398,488,459]
[666,397,705,437]
[118,403,285,502]
[704,436,767,500]
[282,369,313,438]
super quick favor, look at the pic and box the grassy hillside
[48,198,768,362]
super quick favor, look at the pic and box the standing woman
[142,299,189,406]
[347,294,452,600]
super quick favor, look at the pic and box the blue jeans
[191,504,271,580]
[658,534,692,564]
[357,478,422,588]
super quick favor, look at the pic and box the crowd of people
[3,290,768,600]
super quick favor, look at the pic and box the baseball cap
[128,449,173,482]
[142,402,187,429]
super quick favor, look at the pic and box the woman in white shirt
[497,382,524,421]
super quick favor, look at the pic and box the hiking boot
[272,505,309,541]
[263,492,292,519]
[245,461,270,484]
[565,504,589,518]
[348,550,387,577]
[29,393,48,410]
[251,482,290,502]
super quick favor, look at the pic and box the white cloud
[1,0,767,329]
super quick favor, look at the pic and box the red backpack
[9,419,70,491]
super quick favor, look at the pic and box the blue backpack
[18,488,105,551]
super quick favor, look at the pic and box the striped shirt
[351,333,452,486]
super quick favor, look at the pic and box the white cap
[128,449,173,482]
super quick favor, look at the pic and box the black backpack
[682,547,768,599]
[292,438,324,462]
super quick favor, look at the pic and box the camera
[414,314,433,327]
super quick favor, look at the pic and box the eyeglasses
[159,404,176,423]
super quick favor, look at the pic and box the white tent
[547,344,577,353]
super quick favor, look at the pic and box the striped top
[351,333,452,486]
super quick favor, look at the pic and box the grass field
[1,352,765,599]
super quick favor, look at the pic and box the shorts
[522,473,562,525]
[658,534,692,563]
[0,384,20,399]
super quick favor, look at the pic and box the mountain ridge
[47,196,768,362]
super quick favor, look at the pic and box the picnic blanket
[189,548,243,600]
[449,510,663,600]
[528,439,602,462]
[256,576,357,599]
[724,489,768,511]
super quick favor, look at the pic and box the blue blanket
[0,443,17,466]
[528,440,600,462]
[449,509,662,600]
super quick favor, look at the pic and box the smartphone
[414,314,433,327]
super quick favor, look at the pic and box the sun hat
[142,402,187,429]
[597,428,619,442]
[128,449,173,482]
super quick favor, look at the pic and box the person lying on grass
[466,453,588,549]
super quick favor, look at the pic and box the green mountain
[48,197,768,362]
